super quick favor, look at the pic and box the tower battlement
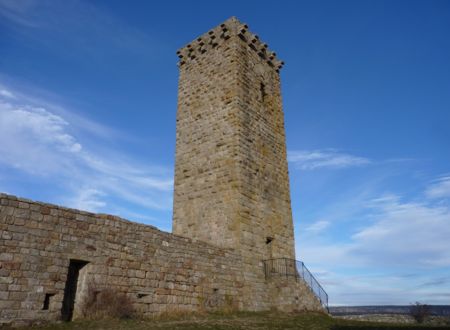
[176,17,284,72]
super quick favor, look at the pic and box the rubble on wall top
[176,17,284,72]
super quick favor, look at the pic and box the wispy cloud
[68,188,106,212]
[419,276,450,288]
[0,0,164,60]
[0,100,81,174]
[0,88,15,99]
[0,0,38,28]
[305,220,331,233]
[0,82,173,218]
[0,79,121,140]
[288,149,371,170]
[353,195,450,268]
[425,175,450,199]
[301,192,450,269]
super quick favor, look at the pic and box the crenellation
[177,17,283,72]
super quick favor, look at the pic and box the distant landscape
[329,305,450,316]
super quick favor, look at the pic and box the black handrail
[263,258,329,310]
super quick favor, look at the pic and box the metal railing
[263,258,328,310]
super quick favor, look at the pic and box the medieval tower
[0,17,325,327]
[173,17,295,264]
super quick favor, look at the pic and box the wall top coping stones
[176,16,284,72]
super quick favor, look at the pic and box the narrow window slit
[43,293,55,310]
[260,82,266,101]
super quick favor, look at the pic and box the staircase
[263,258,329,310]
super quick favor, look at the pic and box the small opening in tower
[260,82,266,101]
[266,237,273,244]
[42,293,55,310]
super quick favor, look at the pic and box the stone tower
[173,17,295,263]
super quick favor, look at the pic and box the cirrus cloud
[288,149,371,170]
[425,176,450,200]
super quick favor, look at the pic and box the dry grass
[79,285,134,320]
[12,311,450,330]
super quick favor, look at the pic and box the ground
[9,312,450,330]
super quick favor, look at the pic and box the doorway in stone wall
[61,259,89,321]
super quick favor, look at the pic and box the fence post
[285,258,288,279]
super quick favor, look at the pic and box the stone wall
[267,278,323,312]
[0,193,324,326]
[0,193,245,326]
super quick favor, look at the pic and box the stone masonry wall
[268,278,323,312]
[172,17,297,311]
[0,193,245,327]
[234,34,295,262]
[172,27,241,249]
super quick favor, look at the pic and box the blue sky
[1,0,449,306]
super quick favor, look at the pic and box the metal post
[285,258,288,279]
